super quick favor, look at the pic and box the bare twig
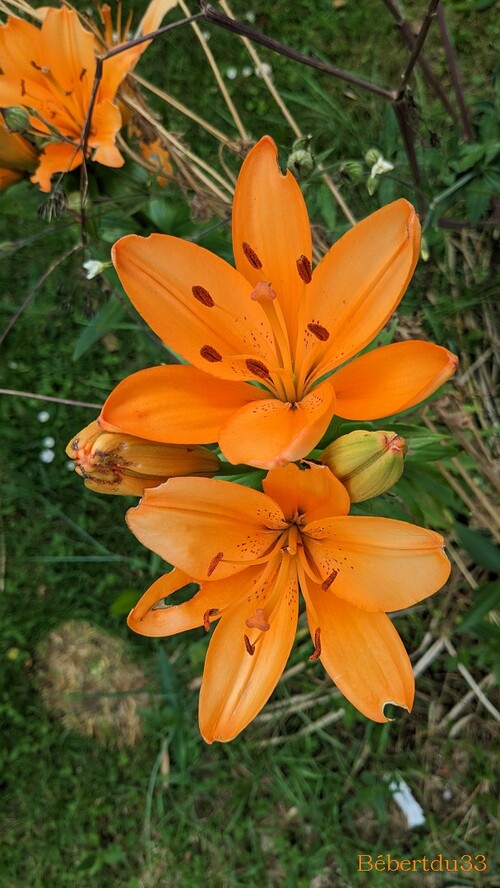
[443,638,500,721]
[395,0,441,99]
[0,389,102,409]
[436,3,473,141]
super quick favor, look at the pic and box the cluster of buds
[321,430,407,502]
[66,421,221,496]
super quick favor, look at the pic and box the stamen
[250,282,276,302]
[296,255,313,284]
[192,285,215,307]
[20,79,26,96]
[242,242,262,270]
[207,551,224,577]
[31,60,50,74]
[307,323,330,342]
[203,608,220,631]
[200,345,222,363]
[245,608,270,632]
[321,569,338,590]
[244,634,256,656]
[245,358,272,380]
[79,68,87,81]
[309,627,322,661]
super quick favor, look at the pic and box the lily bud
[2,106,31,134]
[321,430,407,502]
[66,420,221,496]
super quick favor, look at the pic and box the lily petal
[126,476,285,580]
[100,364,267,444]
[232,135,312,349]
[263,462,350,523]
[303,516,450,612]
[112,234,274,382]
[302,579,414,721]
[332,340,458,420]
[301,200,420,382]
[219,379,336,469]
[89,100,124,167]
[199,561,299,742]
[31,142,83,192]
[40,8,95,104]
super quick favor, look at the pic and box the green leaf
[458,580,500,632]
[455,525,500,571]
[72,295,125,360]
[109,589,141,616]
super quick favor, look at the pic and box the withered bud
[321,430,407,503]
[66,420,221,496]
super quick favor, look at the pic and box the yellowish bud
[321,430,407,502]
[66,421,221,496]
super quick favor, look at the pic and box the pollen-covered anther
[79,67,87,81]
[296,254,313,283]
[207,551,224,577]
[245,359,272,380]
[245,608,270,632]
[309,627,322,661]
[192,285,215,307]
[200,345,222,363]
[321,569,338,591]
[250,281,276,302]
[242,241,263,269]
[307,322,330,342]
[244,634,256,656]
[203,608,221,631]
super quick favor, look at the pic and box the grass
[1,0,499,885]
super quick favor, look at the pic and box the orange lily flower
[0,112,38,189]
[66,419,220,495]
[100,136,458,469]
[0,3,177,191]
[127,462,450,742]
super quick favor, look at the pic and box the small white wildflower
[201,30,211,41]
[66,460,76,472]
[42,436,55,448]
[83,259,109,280]
[242,66,253,78]
[245,11,256,23]
[255,62,272,78]
[370,156,394,178]
[226,66,238,81]
[37,410,50,423]
[40,449,55,464]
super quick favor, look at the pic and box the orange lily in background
[127,462,450,742]
[0,2,177,191]
[101,136,458,469]
[66,419,220,495]
[0,114,38,189]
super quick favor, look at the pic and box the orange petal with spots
[89,100,124,167]
[31,142,83,192]
[99,364,267,444]
[126,476,285,581]
[232,136,312,350]
[112,234,274,382]
[303,516,450,612]
[40,7,96,103]
[263,462,350,523]
[219,379,336,469]
[332,340,458,420]
[302,578,414,721]
[302,199,421,381]
[199,561,299,742]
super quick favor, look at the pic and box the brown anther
[203,608,220,631]
[200,345,222,363]
[192,285,215,307]
[307,323,330,341]
[207,551,224,577]
[79,68,87,81]
[245,359,272,380]
[245,608,270,632]
[20,79,26,96]
[244,634,256,656]
[321,569,338,591]
[31,61,49,73]
[242,242,262,269]
[296,255,312,283]
[309,627,322,661]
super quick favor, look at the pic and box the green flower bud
[287,148,315,180]
[364,147,381,165]
[340,160,364,182]
[321,430,407,502]
[2,106,31,134]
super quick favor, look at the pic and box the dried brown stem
[436,3,473,141]
[395,0,441,99]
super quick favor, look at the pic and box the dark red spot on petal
[200,345,222,363]
[207,551,224,577]
[20,79,26,96]
[242,242,262,270]
[244,634,256,656]
[245,358,271,380]
[203,608,221,631]
[307,323,330,341]
[309,627,322,661]
[296,255,312,283]
[321,569,338,591]
[192,285,215,307]
[80,68,87,81]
